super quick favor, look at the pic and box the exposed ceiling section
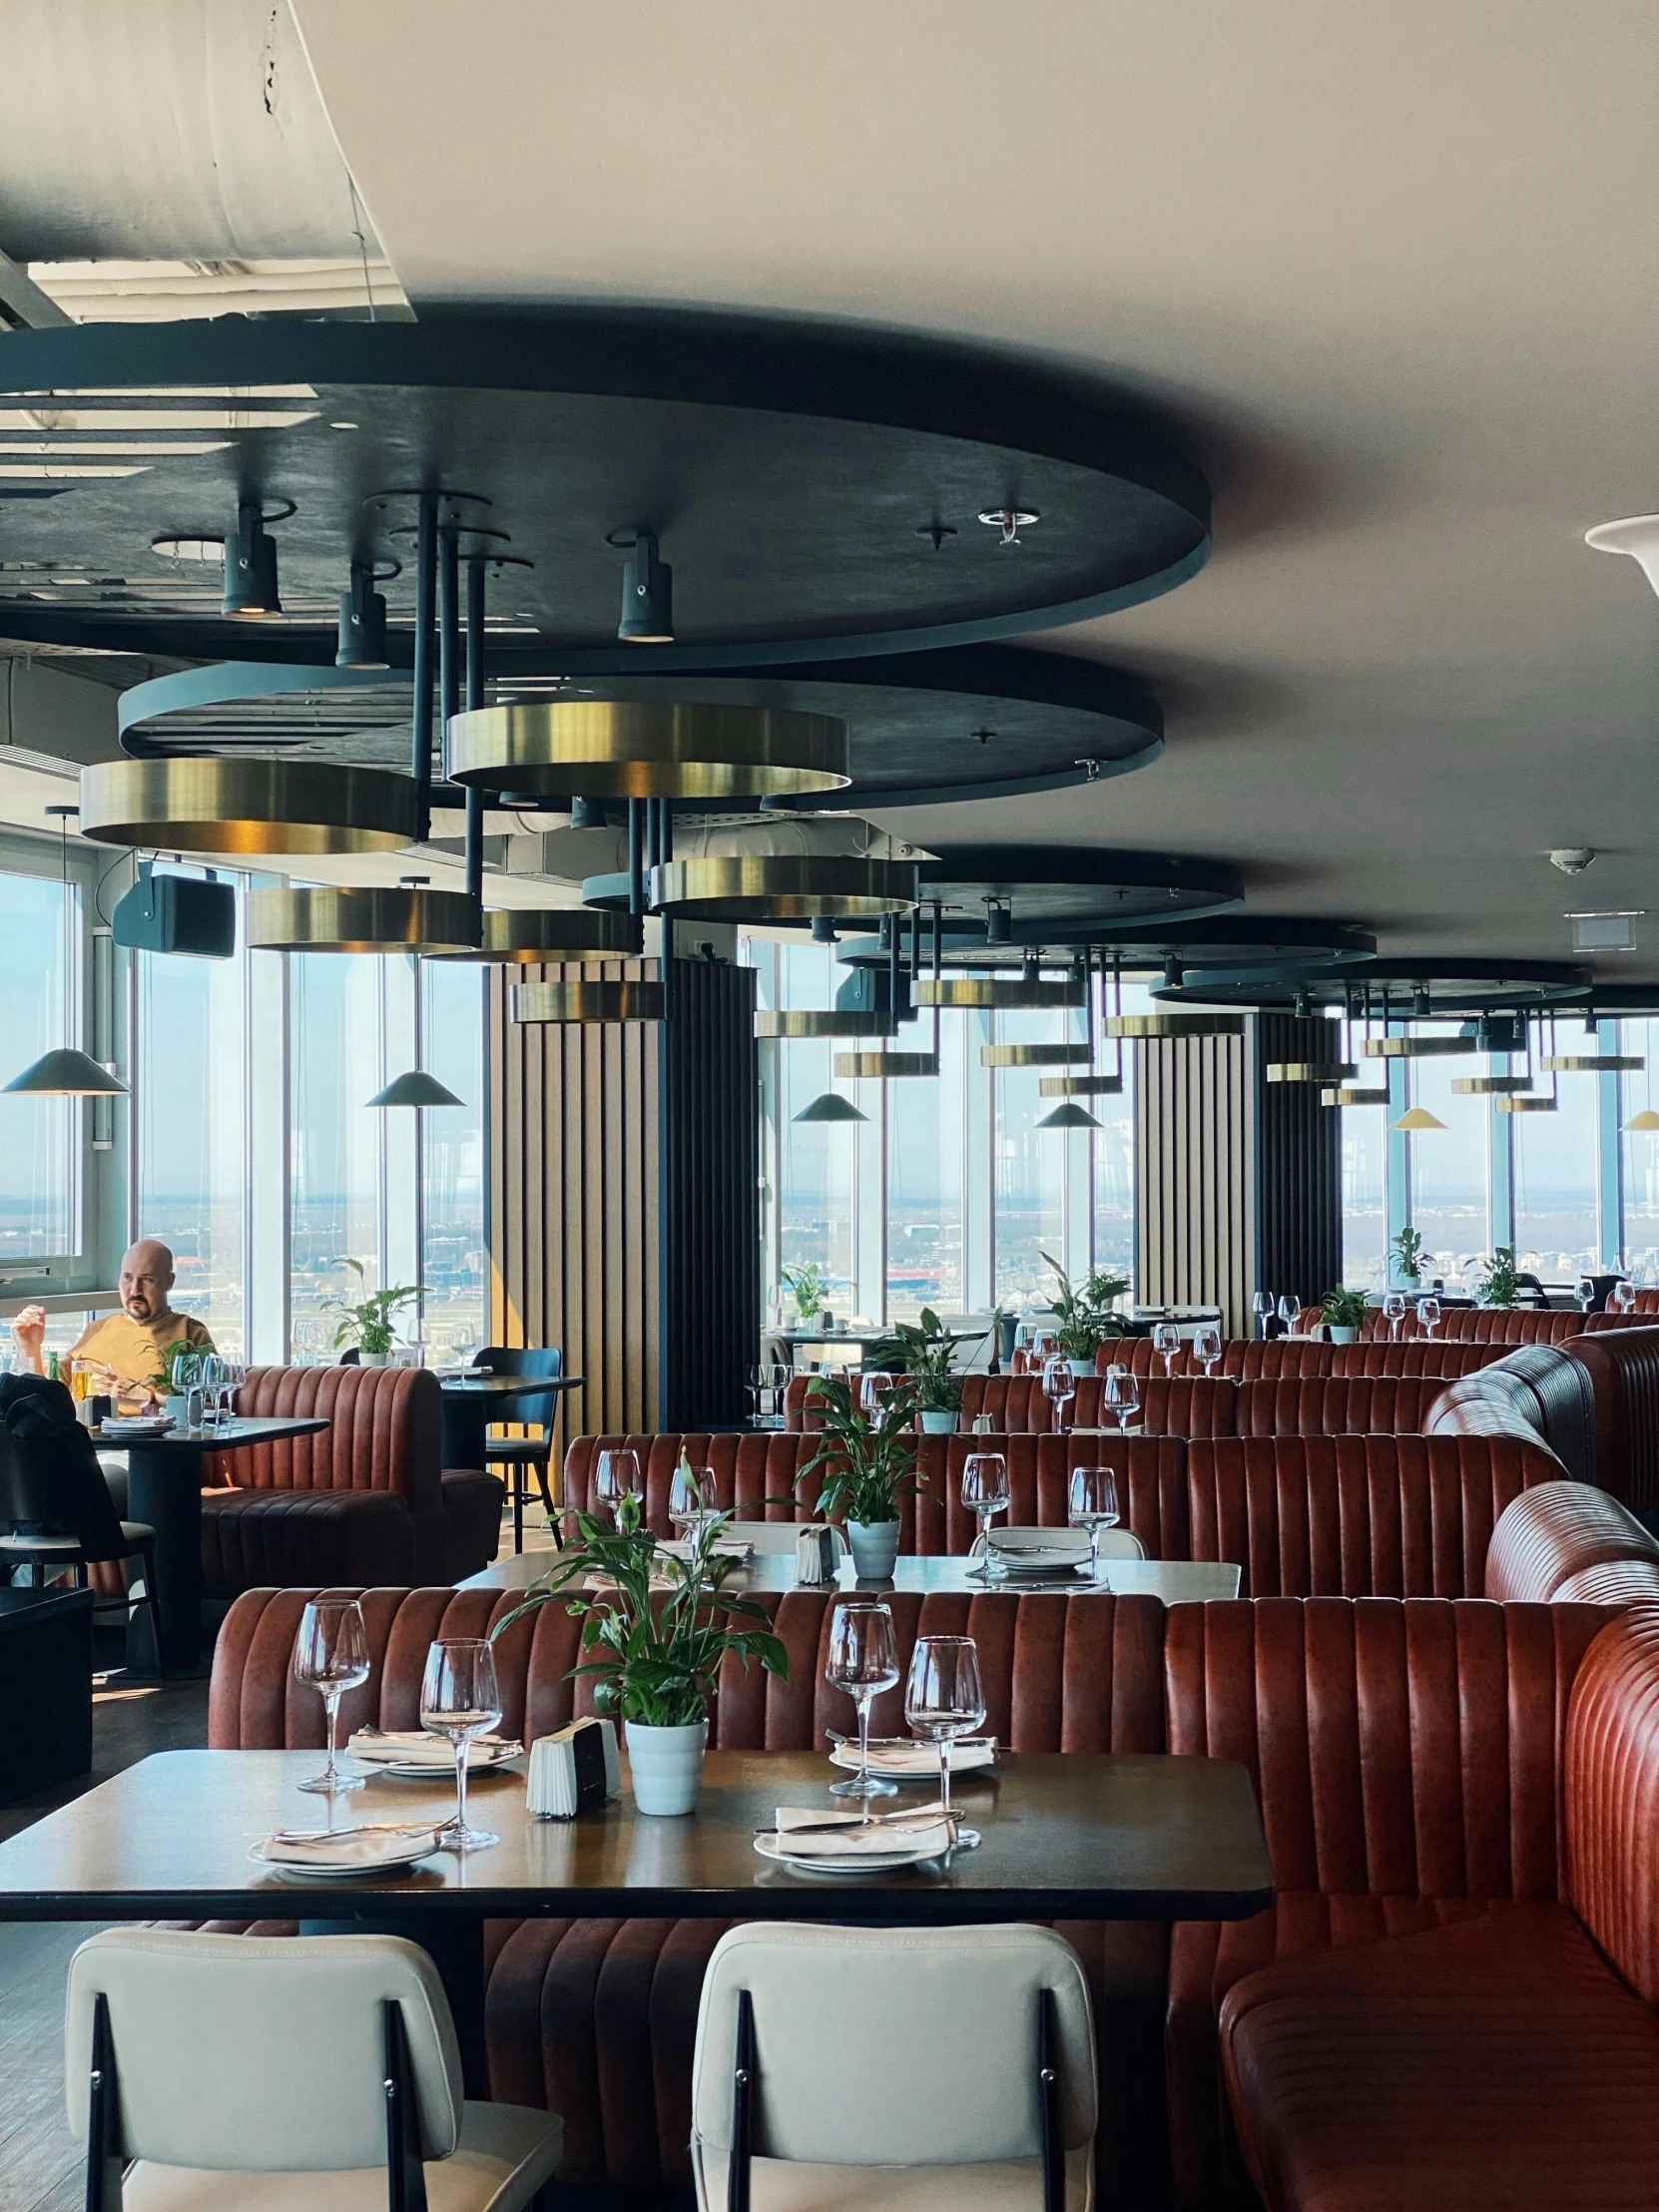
[27,258,406,323]
[280,0,1659,977]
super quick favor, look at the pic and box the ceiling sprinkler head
[977,507,1039,547]
[1550,847,1596,874]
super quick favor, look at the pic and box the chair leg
[531,1451,555,1520]
[511,1467,524,1555]
[136,1546,164,1678]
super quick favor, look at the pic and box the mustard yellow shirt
[69,1310,215,1391]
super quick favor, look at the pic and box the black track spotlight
[336,557,389,669]
[616,529,674,644]
[811,916,840,944]
[984,898,1011,945]
[1164,955,1185,991]
[1294,987,1312,1019]
[223,501,281,620]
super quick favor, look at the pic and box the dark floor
[0,1654,211,2212]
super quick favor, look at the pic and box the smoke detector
[1549,847,1596,874]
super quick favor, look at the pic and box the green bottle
[46,1351,61,1383]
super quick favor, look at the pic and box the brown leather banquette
[198,1365,503,1592]
[1004,1337,1508,1380]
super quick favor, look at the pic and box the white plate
[99,1417,174,1437]
[365,1746,523,1780]
[753,1833,945,1876]
[829,1741,996,1776]
[247,1836,439,1879]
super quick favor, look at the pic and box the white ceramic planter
[1068,1359,1095,1381]
[625,1717,709,1816]
[918,1409,957,1434]
[1328,1326,1360,1345]
[357,1351,387,1369]
[846,1518,902,1578]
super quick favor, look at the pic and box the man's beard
[126,1298,155,1320]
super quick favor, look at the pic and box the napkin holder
[795,1522,847,1584]
[527,1718,621,1819]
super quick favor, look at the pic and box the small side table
[0,1586,94,1805]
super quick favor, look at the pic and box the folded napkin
[346,1727,519,1767]
[770,1806,956,1860]
[845,1738,995,1776]
[656,1535,754,1563]
[584,1570,678,1594]
[259,1822,440,1869]
[988,1527,1091,1564]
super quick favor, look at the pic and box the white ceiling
[287,0,1659,975]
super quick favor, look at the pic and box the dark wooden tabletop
[89,1415,330,1450]
[0,1748,1274,1925]
[437,1375,584,1398]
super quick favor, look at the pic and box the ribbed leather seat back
[211,1365,439,1502]
[1232,1377,1443,1437]
[1558,1327,1659,1511]
[209,1583,1170,1757]
[1565,1604,1659,2003]
[1167,1594,1615,1901]
[1484,1479,1659,1600]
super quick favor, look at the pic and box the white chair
[66,1928,562,2212]
[936,1314,1001,1375]
[690,1922,1096,2208]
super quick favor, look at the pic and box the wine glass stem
[322,1691,339,1788]
[856,1692,873,1821]
[455,1739,470,1837]
[938,1740,952,1821]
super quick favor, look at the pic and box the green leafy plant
[320,1258,419,1356]
[148,1343,204,1394]
[1391,1227,1425,1287]
[490,1493,788,1728]
[781,1262,826,1323]
[862,1306,963,1414]
[1477,1246,1521,1309]
[1320,1287,1371,1331]
[1041,1253,1131,1362]
[791,1371,926,1526]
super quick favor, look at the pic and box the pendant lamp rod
[628,800,647,916]
[463,555,487,904]
[931,898,942,1060]
[411,490,437,844]
[886,911,901,1041]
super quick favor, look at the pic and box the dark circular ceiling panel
[0,312,1210,667]
[913,845,1243,928]
[1155,955,1590,1015]
[114,646,1164,809]
[835,915,1372,970]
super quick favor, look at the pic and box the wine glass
[1041,1353,1075,1435]
[961,1450,1010,1566]
[1252,1291,1272,1339]
[1382,1291,1406,1342]
[826,1600,900,1806]
[1277,1295,1299,1331]
[904,1634,986,1848]
[1415,1295,1441,1339]
[419,1637,503,1851]
[1068,1464,1121,1582]
[1611,1279,1636,1315]
[1193,1324,1222,1378]
[1103,1366,1141,1436]
[1151,1321,1181,1378]
[292,1598,370,1795]
[859,1370,898,1417]
[594,1447,642,1519]
[1576,1275,1596,1314]
[747,1363,768,1420]
[669,1460,717,1542]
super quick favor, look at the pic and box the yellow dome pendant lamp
[4,805,129,1098]
[1389,1105,1447,1132]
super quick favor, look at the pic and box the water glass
[1576,1275,1597,1314]
[1382,1291,1406,1341]
[1068,1464,1122,1582]
[826,1600,899,1806]
[292,1597,371,1795]
[420,1637,503,1851]
[961,1450,1010,1564]
[1193,1323,1222,1377]
[747,1363,768,1419]
[1041,1354,1075,1435]
[904,1634,986,1847]
[1277,1295,1299,1329]
[1152,1321,1181,1377]
[1103,1366,1141,1436]
[1252,1291,1273,1339]
[594,1447,642,1519]
[1416,1295,1441,1339]
[669,1460,718,1542]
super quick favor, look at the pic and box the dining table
[462,1547,1242,1604]
[93,1414,329,1676]
[0,1744,1275,2093]
[436,1371,584,1472]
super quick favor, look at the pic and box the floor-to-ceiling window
[1621,1019,1659,1282]
[1407,1034,1489,1286]
[133,877,249,1353]
[421,959,486,1352]
[0,866,75,1265]
[1339,1094,1388,1292]
[1513,1068,1599,1280]
[288,954,385,1353]
[885,1007,965,1321]
[768,942,861,1319]
[992,1007,1068,1311]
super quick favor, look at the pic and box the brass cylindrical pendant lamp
[915,976,1085,1010]
[1266,1061,1359,1083]
[512,978,665,1024]
[757,1010,895,1038]
[1540,1054,1645,1072]
[1451,1075,1535,1095]
[649,854,918,920]
[247,885,482,955]
[429,907,643,963]
[1363,1035,1475,1058]
[80,758,419,856]
[1038,1073,1125,1097]
[1321,1085,1390,1106]
[832,1051,940,1077]
[980,1042,1090,1068]
[1495,1094,1559,1113]
[446,701,849,801]
[1105,1012,1246,1038]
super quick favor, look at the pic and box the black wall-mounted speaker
[111,868,237,960]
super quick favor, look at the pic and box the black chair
[0,1406,164,1668]
[474,1346,564,1552]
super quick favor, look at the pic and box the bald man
[12,1239,215,1405]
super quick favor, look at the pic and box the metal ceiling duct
[80,758,418,857]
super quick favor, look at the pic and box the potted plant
[1390,1227,1424,1291]
[1319,1287,1370,1344]
[1041,1253,1131,1377]
[1476,1246,1521,1309]
[791,1371,924,1578]
[780,1262,826,1326]
[321,1258,420,1366]
[863,1307,963,1432]
[490,1494,788,1815]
